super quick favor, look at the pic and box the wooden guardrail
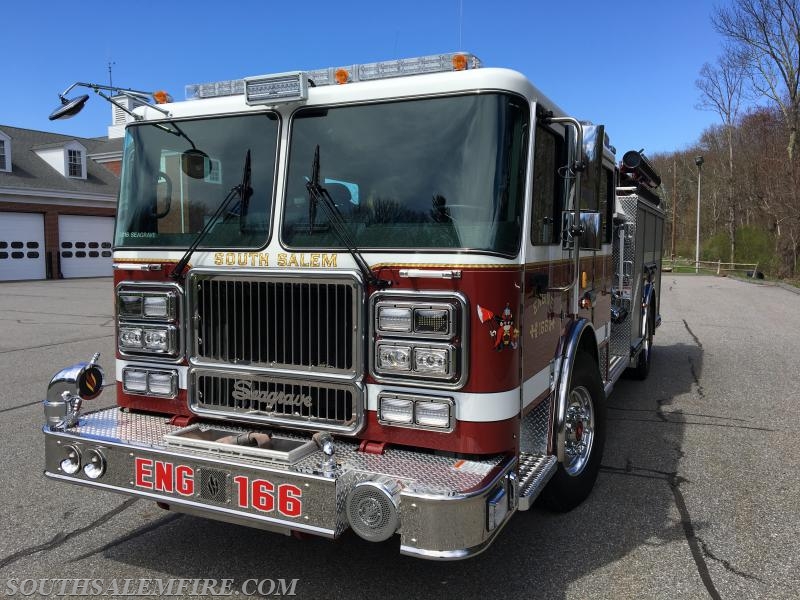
[662,257,760,276]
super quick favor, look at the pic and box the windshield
[283,94,528,256]
[115,113,278,248]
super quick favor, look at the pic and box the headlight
[118,294,143,317]
[147,371,177,396]
[117,284,181,359]
[413,347,450,376]
[121,368,148,392]
[375,301,455,337]
[379,394,453,430]
[375,342,455,379]
[377,307,412,333]
[117,291,176,321]
[119,326,143,349]
[379,397,414,424]
[122,368,178,397]
[143,329,169,351]
[143,295,170,318]
[371,294,466,387]
[377,344,411,371]
[118,325,177,355]
[414,400,452,428]
[413,308,450,335]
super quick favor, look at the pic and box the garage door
[0,212,46,281]
[58,215,114,278]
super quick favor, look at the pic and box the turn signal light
[335,68,350,84]
[152,90,173,104]
[452,54,468,71]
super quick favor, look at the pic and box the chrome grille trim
[189,368,364,434]
[187,269,362,379]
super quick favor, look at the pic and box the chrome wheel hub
[563,386,595,476]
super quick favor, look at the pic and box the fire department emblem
[205,473,221,497]
[477,303,519,351]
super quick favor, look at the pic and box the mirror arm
[93,89,142,122]
[59,82,171,119]
[60,81,152,100]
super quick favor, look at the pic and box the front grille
[190,370,361,432]
[189,273,360,375]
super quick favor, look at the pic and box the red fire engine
[43,52,664,559]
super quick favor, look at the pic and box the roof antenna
[458,0,463,50]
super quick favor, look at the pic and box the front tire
[541,352,606,512]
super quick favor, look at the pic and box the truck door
[576,126,614,365]
[521,119,571,410]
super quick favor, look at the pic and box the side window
[531,125,563,245]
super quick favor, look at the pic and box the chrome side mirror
[562,211,602,251]
[578,212,602,251]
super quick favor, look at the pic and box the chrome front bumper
[43,408,517,560]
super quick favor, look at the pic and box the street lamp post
[695,155,704,273]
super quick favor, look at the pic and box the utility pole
[695,155,704,273]
[671,158,677,259]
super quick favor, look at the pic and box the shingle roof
[0,125,122,196]
[30,140,87,151]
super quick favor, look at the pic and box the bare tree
[713,0,800,162]
[697,51,746,259]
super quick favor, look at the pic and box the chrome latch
[399,269,462,280]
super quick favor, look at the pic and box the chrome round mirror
[49,94,90,120]
[181,148,211,179]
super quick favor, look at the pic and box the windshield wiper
[171,149,252,280]
[306,146,390,288]
[239,149,253,223]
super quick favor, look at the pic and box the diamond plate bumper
[44,407,517,559]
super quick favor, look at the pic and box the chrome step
[517,453,558,511]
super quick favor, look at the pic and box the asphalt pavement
[0,275,797,599]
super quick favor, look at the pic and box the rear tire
[630,302,654,380]
[541,352,606,512]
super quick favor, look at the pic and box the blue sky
[2,1,728,156]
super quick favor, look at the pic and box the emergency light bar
[185,52,482,102]
[245,71,309,105]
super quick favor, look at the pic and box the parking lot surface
[0,275,798,599]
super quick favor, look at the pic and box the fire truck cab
[43,52,663,559]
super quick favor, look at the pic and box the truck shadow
[82,340,702,599]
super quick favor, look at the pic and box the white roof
[134,68,569,122]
